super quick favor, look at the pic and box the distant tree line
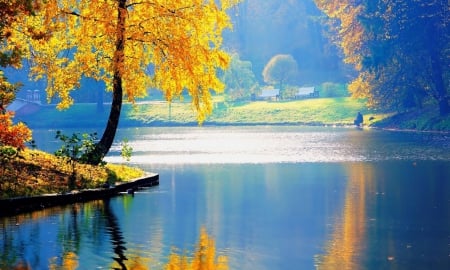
[315,0,449,116]
[225,0,350,85]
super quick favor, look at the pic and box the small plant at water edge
[120,139,133,162]
[54,131,104,190]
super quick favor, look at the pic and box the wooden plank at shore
[0,173,159,217]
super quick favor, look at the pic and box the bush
[319,82,349,98]
[0,111,32,149]
[54,131,102,189]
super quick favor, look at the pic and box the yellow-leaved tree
[7,0,241,164]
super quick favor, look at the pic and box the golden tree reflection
[9,227,226,270]
[48,252,78,270]
[165,227,228,270]
[316,163,375,270]
[108,227,228,270]
[6,196,227,270]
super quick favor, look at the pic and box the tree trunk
[87,0,126,165]
[89,76,122,164]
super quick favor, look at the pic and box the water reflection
[32,126,450,164]
[3,126,450,269]
[315,163,375,269]
[48,251,78,270]
[315,161,450,270]
[149,163,349,269]
[104,198,128,270]
[1,196,228,270]
[103,126,450,164]
[51,205,82,269]
[165,227,229,270]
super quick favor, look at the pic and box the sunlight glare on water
[105,126,450,164]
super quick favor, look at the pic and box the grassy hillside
[15,97,390,128]
[372,106,450,132]
[126,97,388,126]
[0,148,144,199]
[208,98,382,125]
[18,97,450,131]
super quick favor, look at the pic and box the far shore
[21,116,450,135]
[13,98,450,132]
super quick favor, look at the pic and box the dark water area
[1,127,450,269]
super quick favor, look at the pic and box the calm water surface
[1,126,449,269]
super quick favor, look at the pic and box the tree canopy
[0,0,37,110]
[315,0,449,115]
[6,0,241,164]
[221,53,257,100]
[262,54,298,96]
[0,0,36,150]
[227,0,347,84]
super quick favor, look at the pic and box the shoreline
[30,121,450,135]
[15,99,449,132]
[0,173,159,217]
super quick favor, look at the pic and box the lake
[1,126,450,269]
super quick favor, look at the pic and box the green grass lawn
[129,97,388,126]
[209,98,381,125]
[17,97,388,128]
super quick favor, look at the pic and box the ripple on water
[106,126,450,164]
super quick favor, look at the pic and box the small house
[295,87,319,99]
[258,88,280,101]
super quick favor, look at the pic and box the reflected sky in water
[2,126,450,269]
[1,162,449,269]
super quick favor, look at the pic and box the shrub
[0,111,32,149]
[54,131,102,189]
[319,82,349,98]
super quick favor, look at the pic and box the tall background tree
[262,54,299,98]
[315,0,449,115]
[0,0,37,111]
[220,52,258,101]
[7,0,241,164]
[225,0,349,85]
[0,0,37,149]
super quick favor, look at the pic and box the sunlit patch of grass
[209,97,386,125]
[126,97,388,126]
[0,149,144,199]
[128,102,197,124]
[18,97,388,128]
[105,163,145,183]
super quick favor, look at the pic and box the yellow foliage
[165,227,229,270]
[314,0,366,70]
[0,148,144,198]
[49,252,78,270]
[108,227,228,270]
[105,163,145,181]
[348,72,372,98]
[7,0,241,122]
[0,111,32,149]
